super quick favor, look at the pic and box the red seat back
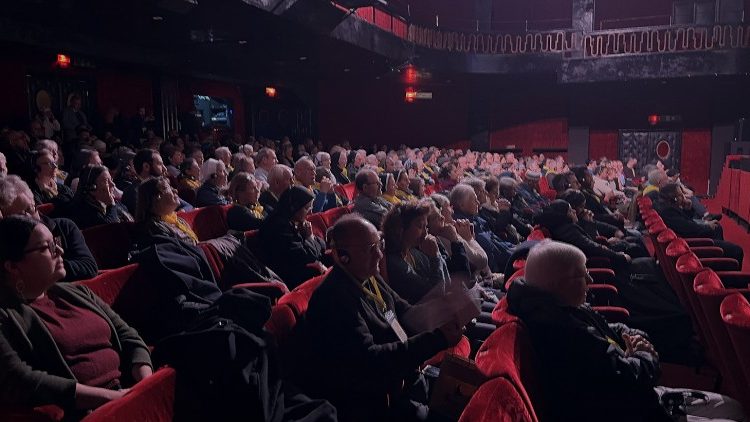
[76,264,140,307]
[459,376,538,422]
[336,183,356,202]
[82,222,136,269]
[721,292,750,408]
[320,206,350,227]
[177,206,228,241]
[305,212,328,239]
[38,203,55,217]
[527,227,549,241]
[694,270,750,400]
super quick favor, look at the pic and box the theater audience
[177,157,201,191]
[259,164,294,214]
[0,152,7,177]
[164,148,184,178]
[228,152,254,180]
[226,172,266,231]
[66,149,101,193]
[0,216,152,413]
[0,175,97,282]
[330,150,350,184]
[352,169,392,229]
[294,157,338,212]
[409,177,426,199]
[35,139,67,184]
[0,130,32,182]
[254,147,278,183]
[31,150,74,209]
[121,149,166,214]
[380,172,400,205]
[506,240,744,422]
[571,165,625,229]
[195,158,229,207]
[68,165,133,230]
[259,186,326,289]
[394,170,416,201]
[302,215,463,421]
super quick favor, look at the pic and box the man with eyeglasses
[505,240,743,421]
[302,215,464,421]
[0,175,97,282]
[352,169,392,229]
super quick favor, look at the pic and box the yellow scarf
[383,194,401,205]
[395,189,416,202]
[161,212,199,244]
[244,203,265,219]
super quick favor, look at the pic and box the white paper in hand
[401,281,481,333]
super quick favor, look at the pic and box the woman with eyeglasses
[380,172,400,205]
[68,165,133,230]
[31,150,74,208]
[0,216,152,415]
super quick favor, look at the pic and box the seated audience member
[177,157,201,191]
[315,166,348,206]
[560,189,646,257]
[0,175,97,282]
[31,150,74,209]
[409,177,426,199]
[534,200,631,267]
[383,201,455,304]
[294,157,338,212]
[643,169,668,200]
[0,130,32,181]
[68,165,133,230]
[195,158,229,207]
[135,176,199,246]
[214,146,233,173]
[330,150,350,184]
[228,152,254,181]
[517,170,549,213]
[394,170,416,201]
[506,240,744,422]
[302,215,464,422]
[259,164,294,214]
[122,149,167,214]
[497,176,533,238]
[226,172,266,231]
[253,147,277,183]
[112,149,137,192]
[380,172,400,205]
[0,216,153,414]
[571,165,625,229]
[623,157,638,181]
[0,151,7,177]
[65,149,102,193]
[164,147,184,179]
[657,183,744,267]
[259,186,326,289]
[437,162,461,192]
[465,177,519,244]
[35,139,67,184]
[352,169,392,229]
[450,184,514,273]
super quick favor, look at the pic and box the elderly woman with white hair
[195,158,229,207]
[450,183,514,273]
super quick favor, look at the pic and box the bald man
[506,240,743,422]
[302,215,463,422]
[294,157,340,213]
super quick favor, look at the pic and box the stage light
[265,87,277,98]
[648,114,660,125]
[405,87,417,103]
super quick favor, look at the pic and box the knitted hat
[276,185,314,217]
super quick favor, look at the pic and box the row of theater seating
[457,195,750,420]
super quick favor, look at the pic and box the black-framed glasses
[23,237,62,257]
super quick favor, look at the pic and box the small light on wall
[265,87,277,98]
[56,54,71,69]
[405,87,416,103]
[648,114,660,126]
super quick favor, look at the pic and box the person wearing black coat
[330,150,350,184]
[571,166,626,230]
[67,165,133,230]
[656,183,744,266]
[258,186,327,289]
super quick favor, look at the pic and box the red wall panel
[589,130,618,161]
[681,129,711,195]
[489,118,568,155]
[96,70,153,118]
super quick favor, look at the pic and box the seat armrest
[690,246,724,258]
[699,258,740,272]
[685,238,714,247]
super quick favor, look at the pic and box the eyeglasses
[39,161,58,169]
[23,237,62,257]
[340,238,385,253]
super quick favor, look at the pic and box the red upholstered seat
[459,376,538,422]
[305,212,327,240]
[320,206,350,227]
[335,182,356,202]
[693,270,750,402]
[264,303,297,345]
[526,227,550,241]
[424,335,471,366]
[38,202,55,217]
[81,367,176,422]
[177,205,228,241]
[512,259,525,270]
[82,222,136,269]
[76,264,140,307]
[721,292,750,409]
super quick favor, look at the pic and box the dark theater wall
[96,70,154,118]
[489,118,569,155]
[316,78,470,148]
[0,58,29,128]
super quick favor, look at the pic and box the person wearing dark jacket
[302,215,464,422]
[656,183,743,266]
[0,175,98,281]
[259,186,327,289]
[505,240,743,422]
[195,159,229,207]
[226,172,266,232]
[571,165,626,230]
[0,216,152,414]
[68,165,133,230]
[330,150,350,184]
[534,200,631,267]
[258,164,294,215]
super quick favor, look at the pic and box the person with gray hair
[294,157,339,212]
[506,240,744,422]
[214,146,232,172]
[0,151,7,178]
[450,183,514,273]
[643,169,668,200]
[254,147,278,183]
[0,175,97,282]
[259,164,293,214]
